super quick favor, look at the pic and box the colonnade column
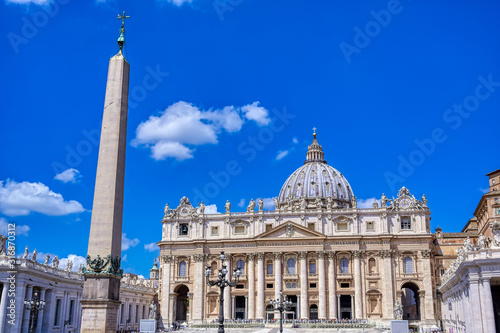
[247,253,256,319]
[328,251,337,319]
[480,277,496,333]
[317,251,326,319]
[192,254,205,323]
[0,283,9,333]
[299,251,308,319]
[256,253,265,319]
[36,288,46,332]
[161,255,172,328]
[273,252,282,319]
[353,250,362,319]
[21,284,33,333]
[224,254,232,319]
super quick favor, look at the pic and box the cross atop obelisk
[117,11,131,51]
[80,12,131,333]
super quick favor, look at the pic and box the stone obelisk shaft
[80,51,129,333]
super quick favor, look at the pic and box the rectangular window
[309,283,317,288]
[337,222,348,231]
[266,283,273,289]
[236,284,244,289]
[69,300,75,325]
[234,225,245,234]
[179,223,189,236]
[54,299,61,326]
[265,224,273,232]
[401,216,411,230]
[267,263,273,275]
[211,226,219,236]
[309,262,317,274]
[366,221,374,231]
[307,223,315,231]
[340,282,350,288]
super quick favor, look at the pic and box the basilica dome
[277,132,354,209]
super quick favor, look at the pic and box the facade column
[353,250,362,319]
[21,285,33,333]
[381,250,394,319]
[161,255,172,328]
[168,295,175,325]
[318,251,326,319]
[296,295,300,319]
[244,296,248,319]
[350,294,355,319]
[480,278,496,333]
[231,296,235,319]
[247,253,256,319]
[192,254,205,324]
[418,291,425,321]
[224,254,232,319]
[273,252,283,319]
[299,251,308,319]
[337,295,341,319]
[35,288,46,333]
[420,250,435,321]
[256,253,265,319]
[328,252,337,319]
[0,283,9,333]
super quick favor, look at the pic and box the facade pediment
[254,221,326,239]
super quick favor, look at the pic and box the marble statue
[247,199,255,213]
[394,300,403,320]
[326,197,332,209]
[78,263,85,274]
[421,194,427,207]
[381,193,387,207]
[0,235,7,255]
[22,246,29,259]
[273,197,279,210]
[164,203,170,216]
[351,196,357,208]
[67,260,73,272]
[314,197,322,208]
[32,249,37,261]
[52,255,59,268]
[301,197,307,209]
[199,201,205,214]
[149,301,157,319]
[258,198,264,211]
[478,235,486,249]
[225,200,231,213]
[44,254,50,265]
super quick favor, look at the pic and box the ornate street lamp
[269,290,292,333]
[24,291,46,333]
[205,251,242,333]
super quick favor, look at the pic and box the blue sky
[1,0,499,277]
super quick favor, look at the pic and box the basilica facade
[157,133,437,329]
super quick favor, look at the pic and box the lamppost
[24,291,46,333]
[269,290,292,333]
[205,251,242,333]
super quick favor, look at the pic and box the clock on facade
[400,198,410,209]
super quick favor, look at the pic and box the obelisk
[80,12,130,333]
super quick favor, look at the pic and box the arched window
[211,261,217,276]
[404,257,413,274]
[287,258,296,274]
[237,260,245,275]
[179,261,187,277]
[309,260,317,274]
[267,261,273,275]
[309,304,318,320]
[368,258,376,274]
[340,258,349,274]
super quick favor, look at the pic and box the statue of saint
[381,193,388,207]
[225,200,231,213]
[273,197,280,210]
[199,201,205,214]
[44,254,50,265]
[149,301,157,319]
[247,199,255,213]
[164,203,170,216]
[67,260,73,272]
[301,197,307,209]
[421,194,427,207]
[52,255,59,268]
[351,196,357,208]
[22,246,29,259]
[32,249,37,261]
[258,198,264,211]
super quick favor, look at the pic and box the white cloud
[122,233,140,251]
[480,188,489,194]
[204,204,219,214]
[292,137,298,144]
[163,0,192,6]
[241,102,271,126]
[0,217,30,236]
[276,150,289,160]
[357,197,380,209]
[5,0,52,5]
[144,242,160,252]
[132,101,270,161]
[59,254,86,272]
[0,179,85,216]
[261,197,275,210]
[238,198,245,207]
[54,168,81,183]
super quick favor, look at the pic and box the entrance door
[235,296,245,319]
[340,295,352,319]
[175,285,189,322]
[266,305,274,320]
[286,295,297,319]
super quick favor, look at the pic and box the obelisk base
[81,275,121,332]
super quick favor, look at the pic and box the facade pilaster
[327,252,336,319]
[35,288,46,333]
[273,252,282,319]
[420,250,434,322]
[0,282,9,333]
[299,251,308,319]
[480,278,495,333]
[380,249,394,319]
[224,254,232,319]
[161,255,172,328]
[352,250,362,319]
[192,254,205,323]
[296,295,300,318]
[256,253,265,319]
[317,251,326,319]
[247,253,256,319]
